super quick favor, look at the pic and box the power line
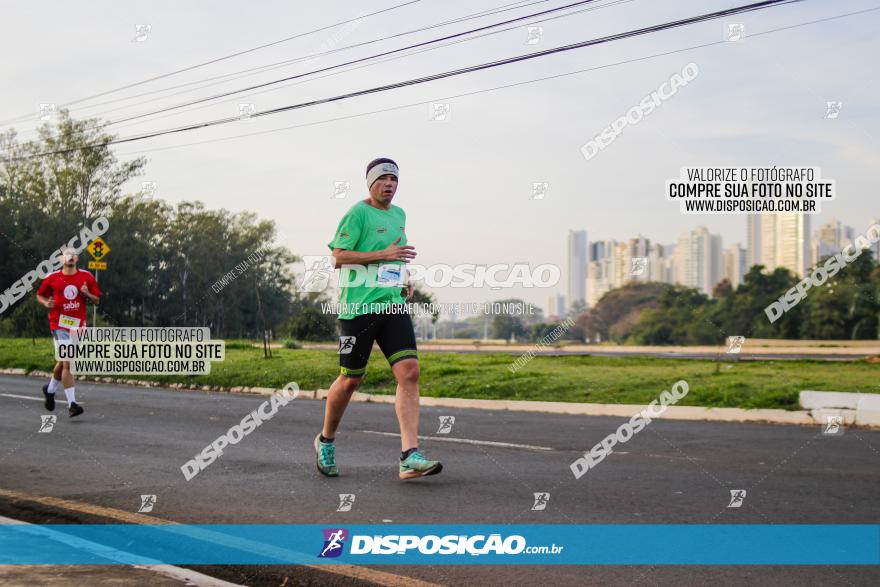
[57,0,552,118]
[0,0,424,127]
[105,0,633,135]
[113,5,871,159]
[6,0,801,161]
[1,0,580,142]
[114,0,803,129]
[7,0,630,148]
[106,0,612,126]
[3,1,566,146]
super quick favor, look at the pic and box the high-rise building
[761,213,811,277]
[871,218,880,262]
[647,243,666,282]
[708,232,723,293]
[611,241,629,288]
[722,244,747,288]
[546,293,567,320]
[586,239,627,308]
[661,244,677,284]
[676,227,723,295]
[586,259,609,308]
[567,230,587,312]
[812,219,855,264]
[760,215,777,271]
[589,241,606,264]
[746,215,761,269]
[626,235,651,282]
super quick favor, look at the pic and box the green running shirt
[327,200,407,319]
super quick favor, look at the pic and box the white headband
[366,162,399,189]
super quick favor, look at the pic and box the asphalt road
[1,373,879,586]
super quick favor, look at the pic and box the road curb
[3,368,866,427]
[800,390,880,427]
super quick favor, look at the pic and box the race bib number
[58,314,81,330]
[376,264,405,287]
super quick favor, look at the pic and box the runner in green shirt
[330,197,408,319]
[314,157,442,481]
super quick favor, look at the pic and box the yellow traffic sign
[88,261,107,270]
[87,237,110,260]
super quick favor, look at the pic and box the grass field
[1,338,877,409]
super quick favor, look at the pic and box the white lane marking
[0,514,242,586]
[645,453,704,461]
[0,393,41,401]
[361,430,553,451]
[600,452,703,461]
[0,393,77,405]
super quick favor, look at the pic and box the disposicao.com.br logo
[319,528,348,558]
[318,528,563,558]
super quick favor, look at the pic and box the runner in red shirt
[36,247,102,417]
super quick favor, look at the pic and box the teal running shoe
[314,434,338,477]
[399,450,442,480]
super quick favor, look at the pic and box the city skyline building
[675,226,723,295]
[567,230,587,312]
[722,243,747,288]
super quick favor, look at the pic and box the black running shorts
[338,311,418,377]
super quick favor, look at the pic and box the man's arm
[331,249,385,266]
[36,278,54,309]
[332,237,416,266]
[80,284,100,304]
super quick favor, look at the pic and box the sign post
[86,237,110,326]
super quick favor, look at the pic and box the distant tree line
[0,111,336,340]
[571,256,880,344]
[466,255,880,345]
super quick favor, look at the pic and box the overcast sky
[2,0,878,311]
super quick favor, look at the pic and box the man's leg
[48,362,63,392]
[315,374,363,477]
[60,360,82,417]
[392,359,420,451]
[44,331,68,410]
[321,374,362,439]
[393,355,441,479]
[378,312,440,479]
[315,314,377,476]
[42,361,63,411]
[60,361,74,390]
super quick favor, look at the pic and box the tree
[408,284,439,324]
[712,279,734,299]
[282,293,337,341]
[1,111,146,228]
[709,265,802,340]
[582,282,668,342]
[629,285,720,345]
[0,113,145,333]
[488,298,530,340]
[800,254,879,339]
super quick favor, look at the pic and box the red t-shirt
[36,270,102,331]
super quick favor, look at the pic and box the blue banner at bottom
[0,524,877,565]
